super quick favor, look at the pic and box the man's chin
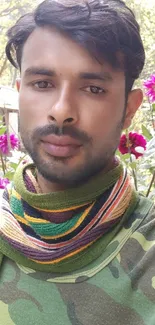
[37,170,82,187]
[36,160,104,187]
[28,150,105,186]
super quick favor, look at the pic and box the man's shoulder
[129,195,154,228]
[136,195,155,224]
[133,196,155,240]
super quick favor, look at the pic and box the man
[0,0,154,324]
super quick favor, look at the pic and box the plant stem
[132,167,138,191]
[146,171,155,197]
[129,154,138,191]
[0,153,6,175]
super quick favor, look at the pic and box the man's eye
[34,81,53,89]
[84,86,105,94]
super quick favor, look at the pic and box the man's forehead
[21,26,96,65]
[21,27,123,80]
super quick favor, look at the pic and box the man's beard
[20,123,122,187]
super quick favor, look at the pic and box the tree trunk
[0,57,7,78]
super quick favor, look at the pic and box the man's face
[19,27,138,185]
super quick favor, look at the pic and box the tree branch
[0,6,19,17]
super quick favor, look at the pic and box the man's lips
[41,135,82,157]
[41,135,81,146]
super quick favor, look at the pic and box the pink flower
[0,134,19,155]
[144,74,155,102]
[0,178,10,189]
[119,132,147,159]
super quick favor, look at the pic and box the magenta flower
[0,134,19,155]
[0,178,10,189]
[144,74,155,102]
[119,132,147,159]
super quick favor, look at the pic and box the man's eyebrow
[24,68,113,82]
[79,72,113,82]
[24,68,56,77]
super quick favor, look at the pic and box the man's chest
[0,256,154,325]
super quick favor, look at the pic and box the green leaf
[129,161,137,169]
[116,149,121,157]
[121,153,130,161]
[116,150,130,161]
[152,104,155,112]
[149,167,155,174]
[4,171,14,181]
[10,162,18,170]
[142,125,152,140]
[0,126,7,135]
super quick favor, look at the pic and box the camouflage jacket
[0,196,155,325]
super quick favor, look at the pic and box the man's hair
[5,0,145,93]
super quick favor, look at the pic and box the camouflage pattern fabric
[0,196,155,325]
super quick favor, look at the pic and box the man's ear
[123,89,143,129]
[16,78,21,92]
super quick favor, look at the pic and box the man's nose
[47,86,79,127]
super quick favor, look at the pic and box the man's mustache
[32,124,92,144]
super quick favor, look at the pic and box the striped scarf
[0,161,139,273]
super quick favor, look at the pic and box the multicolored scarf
[0,161,139,273]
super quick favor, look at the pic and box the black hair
[5,0,145,93]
